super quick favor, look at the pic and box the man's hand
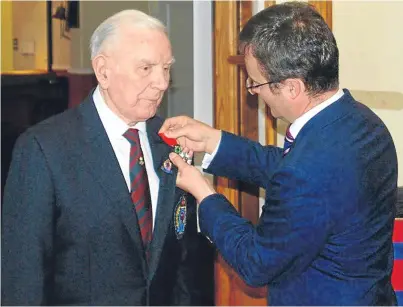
[169,152,216,203]
[159,116,221,154]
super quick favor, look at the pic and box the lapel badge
[174,195,187,239]
[161,158,173,174]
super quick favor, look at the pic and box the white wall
[193,0,213,176]
[193,0,213,128]
[333,1,403,186]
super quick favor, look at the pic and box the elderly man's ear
[92,55,110,89]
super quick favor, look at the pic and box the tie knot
[283,124,294,156]
[285,125,294,143]
[123,128,140,145]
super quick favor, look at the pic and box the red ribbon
[158,132,178,147]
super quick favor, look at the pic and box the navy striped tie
[123,128,153,257]
[283,124,295,156]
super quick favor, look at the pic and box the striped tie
[123,128,153,257]
[283,124,295,156]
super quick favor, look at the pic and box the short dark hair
[239,2,339,96]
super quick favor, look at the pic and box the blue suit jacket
[199,89,398,305]
[1,91,213,305]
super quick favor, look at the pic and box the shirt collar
[93,85,146,139]
[289,88,344,139]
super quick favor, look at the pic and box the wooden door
[213,1,333,305]
[213,1,273,305]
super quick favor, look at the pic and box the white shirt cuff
[201,134,222,169]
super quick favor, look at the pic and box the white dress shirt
[288,89,344,140]
[93,86,159,229]
[202,88,345,168]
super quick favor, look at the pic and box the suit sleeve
[204,131,283,188]
[172,193,214,305]
[1,131,55,305]
[198,166,329,287]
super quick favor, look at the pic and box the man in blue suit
[159,2,398,305]
[1,10,213,306]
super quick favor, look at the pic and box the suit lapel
[146,117,179,281]
[78,99,178,280]
[77,96,148,276]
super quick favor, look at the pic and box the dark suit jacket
[1,92,214,305]
[199,89,397,305]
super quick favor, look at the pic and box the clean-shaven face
[105,27,174,124]
[244,50,289,120]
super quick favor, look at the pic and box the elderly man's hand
[159,116,221,154]
[169,152,216,203]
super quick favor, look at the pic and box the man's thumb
[169,152,186,168]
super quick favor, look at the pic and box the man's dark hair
[239,2,339,96]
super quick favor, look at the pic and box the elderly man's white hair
[90,10,167,59]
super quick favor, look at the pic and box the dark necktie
[283,124,295,156]
[123,128,153,256]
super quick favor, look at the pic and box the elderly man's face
[105,27,173,124]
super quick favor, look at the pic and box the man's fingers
[169,152,187,169]
[163,126,185,139]
[159,116,188,134]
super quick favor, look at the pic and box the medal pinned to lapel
[161,158,173,174]
[158,132,192,165]
[174,195,187,239]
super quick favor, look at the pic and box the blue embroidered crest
[174,195,187,239]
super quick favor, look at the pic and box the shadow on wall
[350,90,403,110]
[276,89,403,142]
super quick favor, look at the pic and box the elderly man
[1,10,213,305]
[159,2,397,306]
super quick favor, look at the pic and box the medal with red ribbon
[158,132,192,165]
